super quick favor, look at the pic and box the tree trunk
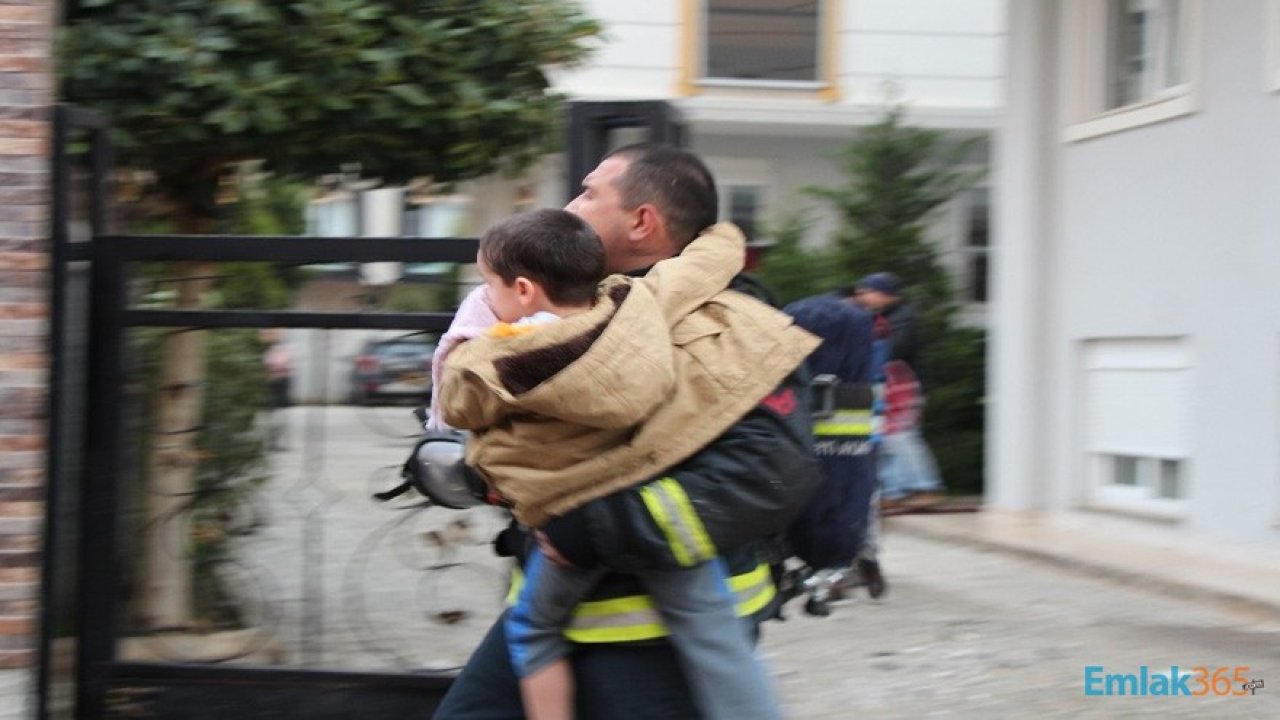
[141,262,213,630]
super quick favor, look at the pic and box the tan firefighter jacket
[440,223,820,527]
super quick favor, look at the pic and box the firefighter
[432,144,821,719]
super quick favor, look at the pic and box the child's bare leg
[519,658,575,720]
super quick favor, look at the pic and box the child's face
[477,254,529,323]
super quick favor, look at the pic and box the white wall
[549,0,682,99]
[999,0,1280,544]
[838,0,1005,109]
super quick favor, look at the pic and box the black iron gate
[41,102,686,720]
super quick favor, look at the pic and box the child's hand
[534,530,572,567]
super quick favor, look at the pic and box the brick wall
[0,0,57,670]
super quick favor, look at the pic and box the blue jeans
[433,608,703,719]
[878,429,943,500]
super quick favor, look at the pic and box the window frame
[1091,453,1188,517]
[1062,0,1204,142]
[1078,337,1192,520]
[705,157,776,245]
[957,186,990,307]
[681,0,839,99]
[722,183,766,243]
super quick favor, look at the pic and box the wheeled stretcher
[783,375,878,616]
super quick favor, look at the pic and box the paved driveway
[6,407,1277,718]
[765,532,1278,719]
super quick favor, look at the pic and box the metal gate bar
[42,103,111,720]
[45,98,685,720]
[79,241,480,720]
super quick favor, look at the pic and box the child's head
[477,208,606,323]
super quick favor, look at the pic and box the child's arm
[427,285,499,431]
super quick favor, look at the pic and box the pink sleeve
[426,285,498,430]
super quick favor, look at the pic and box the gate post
[43,105,113,720]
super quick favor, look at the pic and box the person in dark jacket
[854,272,922,377]
[433,144,822,720]
[854,272,944,509]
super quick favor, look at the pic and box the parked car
[349,335,436,405]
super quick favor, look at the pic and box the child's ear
[513,276,538,307]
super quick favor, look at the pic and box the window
[1105,0,1188,110]
[1157,458,1182,499]
[1081,338,1191,517]
[1100,454,1184,499]
[306,193,359,237]
[1112,455,1141,486]
[404,195,472,238]
[702,0,821,85]
[1064,0,1203,141]
[707,157,774,246]
[724,185,763,242]
[962,187,990,304]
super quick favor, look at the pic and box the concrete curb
[886,509,1280,624]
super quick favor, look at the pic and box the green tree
[61,0,601,229]
[757,106,987,493]
[61,0,600,630]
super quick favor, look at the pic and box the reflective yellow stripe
[639,482,692,566]
[638,478,716,567]
[564,620,667,644]
[728,562,776,616]
[569,594,655,617]
[814,409,874,436]
[660,478,716,564]
[814,422,873,435]
[506,562,777,644]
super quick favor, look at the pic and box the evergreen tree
[807,106,983,327]
[757,106,988,492]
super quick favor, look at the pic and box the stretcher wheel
[804,597,831,617]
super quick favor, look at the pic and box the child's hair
[479,208,606,306]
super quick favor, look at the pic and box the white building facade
[313,2,1007,309]
[547,0,1006,306]
[994,0,1280,546]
